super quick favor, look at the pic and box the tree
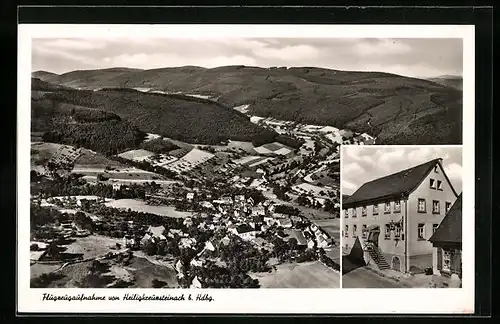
[288,238,298,251]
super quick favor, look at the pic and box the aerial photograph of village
[341,146,463,288]
[28,37,462,289]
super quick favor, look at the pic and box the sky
[32,37,463,79]
[342,146,463,196]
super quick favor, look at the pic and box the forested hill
[34,66,463,145]
[31,80,279,152]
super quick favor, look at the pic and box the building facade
[429,193,462,278]
[342,158,459,273]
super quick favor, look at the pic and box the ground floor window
[442,249,451,272]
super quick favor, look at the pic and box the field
[73,148,127,168]
[164,148,215,173]
[31,142,81,168]
[105,199,193,218]
[250,261,340,288]
[254,142,293,156]
[292,183,334,198]
[117,149,155,162]
[71,165,165,182]
[63,234,125,259]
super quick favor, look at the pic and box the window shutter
[437,247,442,270]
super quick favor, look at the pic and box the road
[342,258,403,288]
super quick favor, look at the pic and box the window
[352,225,357,238]
[373,204,379,215]
[430,178,436,189]
[384,224,391,239]
[344,210,348,218]
[394,200,401,212]
[442,249,451,272]
[344,225,348,237]
[384,202,391,213]
[417,223,425,240]
[362,206,367,216]
[434,165,439,173]
[394,226,401,238]
[362,225,367,239]
[418,198,426,212]
[446,201,451,212]
[432,223,439,233]
[352,208,357,218]
[437,180,443,190]
[433,200,440,214]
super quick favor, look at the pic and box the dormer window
[394,201,401,212]
[384,202,391,213]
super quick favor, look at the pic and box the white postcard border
[18,24,475,314]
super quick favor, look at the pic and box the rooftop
[343,158,457,207]
[429,194,462,245]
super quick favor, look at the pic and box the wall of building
[407,162,458,257]
[342,200,407,257]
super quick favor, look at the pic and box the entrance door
[367,226,380,247]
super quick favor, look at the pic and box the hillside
[33,66,463,144]
[427,76,463,91]
[31,80,278,151]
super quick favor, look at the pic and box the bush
[425,267,433,275]
[152,279,168,288]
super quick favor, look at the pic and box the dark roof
[429,194,462,244]
[236,224,254,234]
[343,158,456,207]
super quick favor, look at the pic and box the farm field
[165,148,215,173]
[127,256,180,288]
[105,199,193,218]
[312,218,341,242]
[72,166,165,181]
[250,260,340,288]
[31,142,81,167]
[30,263,61,279]
[117,149,155,162]
[74,148,127,168]
[63,234,125,260]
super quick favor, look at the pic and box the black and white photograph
[341,146,463,288]
[17,23,475,314]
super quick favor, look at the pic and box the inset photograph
[341,146,462,288]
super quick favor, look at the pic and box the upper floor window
[344,210,348,218]
[394,200,401,213]
[437,180,443,190]
[432,223,439,233]
[352,225,357,238]
[384,202,391,213]
[394,226,401,238]
[352,208,357,218]
[418,198,426,213]
[373,204,379,215]
[362,225,368,239]
[344,225,348,237]
[384,224,391,239]
[361,206,367,216]
[433,200,440,214]
[445,201,452,212]
[430,178,436,189]
[417,223,425,240]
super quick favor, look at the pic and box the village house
[276,218,293,229]
[141,225,166,246]
[179,237,197,249]
[251,206,266,216]
[190,276,203,288]
[429,193,462,279]
[183,217,194,227]
[123,234,135,248]
[230,224,258,241]
[342,158,459,273]
[186,192,195,201]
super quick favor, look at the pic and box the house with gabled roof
[342,158,459,273]
[429,193,462,278]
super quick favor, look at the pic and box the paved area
[342,257,403,288]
